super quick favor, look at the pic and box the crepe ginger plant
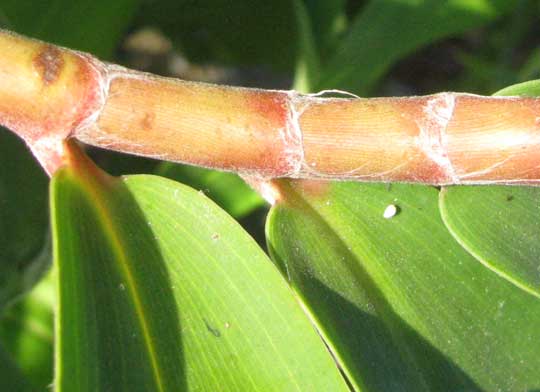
[0,1,539,391]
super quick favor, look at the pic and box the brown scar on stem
[140,112,156,131]
[33,45,64,85]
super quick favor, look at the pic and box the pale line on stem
[416,93,459,184]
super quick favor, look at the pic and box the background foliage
[1,0,539,391]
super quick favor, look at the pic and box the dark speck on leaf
[204,318,221,337]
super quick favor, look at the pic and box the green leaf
[0,0,140,58]
[51,146,348,391]
[266,180,540,391]
[156,162,264,219]
[493,78,540,96]
[318,0,517,94]
[440,186,540,299]
[0,270,54,390]
[0,129,49,309]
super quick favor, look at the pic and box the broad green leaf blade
[0,129,49,309]
[317,0,516,94]
[52,147,348,391]
[0,270,54,390]
[266,180,540,391]
[440,187,540,299]
[156,162,264,219]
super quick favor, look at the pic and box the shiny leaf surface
[440,186,540,299]
[156,162,264,219]
[267,180,540,391]
[52,145,348,391]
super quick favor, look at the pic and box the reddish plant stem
[0,30,105,175]
[1,29,540,184]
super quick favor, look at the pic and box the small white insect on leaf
[383,204,398,219]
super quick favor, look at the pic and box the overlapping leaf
[272,10,540,390]
[440,186,540,299]
[266,181,540,391]
[51,145,348,391]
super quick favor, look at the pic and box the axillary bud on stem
[1,29,540,185]
[0,29,105,174]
